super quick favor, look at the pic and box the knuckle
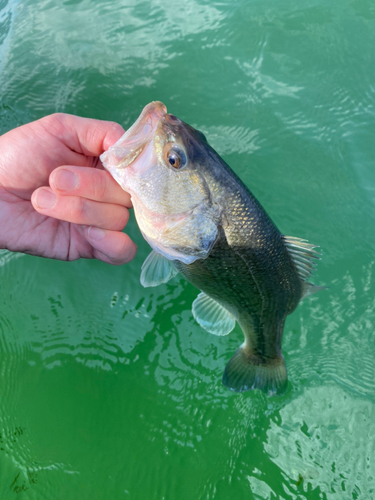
[40,113,65,127]
[113,208,129,231]
[74,197,87,220]
[92,173,108,200]
[38,113,69,138]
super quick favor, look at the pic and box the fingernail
[53,169,79,191]
[88,226,105,241]
[34,189,57,209]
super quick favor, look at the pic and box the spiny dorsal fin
[283,236,321,281]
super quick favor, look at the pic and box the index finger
[49,165,132,207]
[40,113,126,157]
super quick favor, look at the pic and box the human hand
[0,113,137,264]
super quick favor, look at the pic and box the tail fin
[222,345,288,396]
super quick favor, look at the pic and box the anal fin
[222,345,288,395]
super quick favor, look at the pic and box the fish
[100,101,325,395]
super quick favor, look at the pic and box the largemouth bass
[100,101,324,395]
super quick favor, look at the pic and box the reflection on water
[266,385,375,499]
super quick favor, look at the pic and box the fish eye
[164,145,187,170]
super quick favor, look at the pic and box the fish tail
[222,345,288,396]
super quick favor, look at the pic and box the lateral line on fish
[231,243,266,353]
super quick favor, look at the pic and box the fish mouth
[100,101,168,169]
[125,101,168,147]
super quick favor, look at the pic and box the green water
[1,0,375,498]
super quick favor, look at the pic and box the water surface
[1,0,375,498]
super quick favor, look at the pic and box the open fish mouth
[100,101,167,169]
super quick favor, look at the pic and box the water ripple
[199,125,262,156]
[265,385,375,499]
[284,258,375,401]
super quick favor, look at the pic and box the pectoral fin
[192,292,235,336]
[222,345,288,395]
[140,250,178,287]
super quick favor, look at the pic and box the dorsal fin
[283,236,321,281]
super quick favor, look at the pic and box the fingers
[32,166,132,228]
[31,163,138,265]
[84,227,137,265]
[31,187,129,230]
[49,166,132,207]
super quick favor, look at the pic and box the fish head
[100,102,220,263]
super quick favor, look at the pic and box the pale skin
[0,113,137,265]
